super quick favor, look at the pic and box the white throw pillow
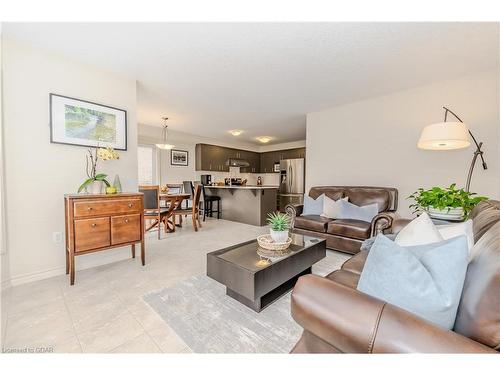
[437,220,474,254]
[321,196,348,219]
[395,212,443,246]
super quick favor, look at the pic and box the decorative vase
[86,180,103,194]
[113,174,122,193]
[270,229,289,243]
[427,206,464,221]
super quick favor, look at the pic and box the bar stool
[200,184,221,221]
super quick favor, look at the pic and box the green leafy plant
[267,212,291,231]
[408,183,487,217]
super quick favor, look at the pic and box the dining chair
[139,185,170,239]
[182,181,194,209]
[174,184,202,231]
[166,184,183,194]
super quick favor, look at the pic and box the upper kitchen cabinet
[239,150,260,173]
[259,151,278,173]
[195,144,227,172]
[259,148,306,173]
[196,143,305,173]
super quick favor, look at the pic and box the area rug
[144,251,349,353]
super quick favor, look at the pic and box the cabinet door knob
[87,207,93,211]
[128,203,133,208]
[125,219,129,223]
[91,223,97,228]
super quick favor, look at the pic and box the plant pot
[427,206,464,221]
[86,180,103,195]
[269,229,289,243]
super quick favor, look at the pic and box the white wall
[2,39,138,286]
[306,70,500,217]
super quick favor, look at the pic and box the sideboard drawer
[111,214,141,245]
[74,217,111,252]
[74,199,141,217]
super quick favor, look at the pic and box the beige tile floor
[1,218,349,353]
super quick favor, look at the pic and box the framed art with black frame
[171,149,189,166]
[49,93,127,150]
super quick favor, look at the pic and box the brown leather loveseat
[290,200,500,353]
[286,186,398,254]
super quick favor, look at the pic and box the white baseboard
[3,247,133,288]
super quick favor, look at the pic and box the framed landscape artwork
[171,149,189,166]
[50,93,127,150]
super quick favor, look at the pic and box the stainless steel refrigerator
[279,158,305,212]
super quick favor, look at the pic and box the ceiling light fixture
[156,117,175,150]
[229,129,244,136]
[256,136,272,144]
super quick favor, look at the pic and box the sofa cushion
[357,234,469,330]
[294,215,333,233]
[302,194,325,216]
[341,251,368,275]
[335,199,379,223]
[327,219,371,240]
[325,269,360,289]
[344,187,390,212]
[309,187,344,201]
[395,212,443,246]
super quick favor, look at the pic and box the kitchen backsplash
[195,167,280,186]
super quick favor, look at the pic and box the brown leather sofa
[285,186,398,254]
[290,200,500,353]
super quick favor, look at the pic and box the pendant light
[156,117,175,150]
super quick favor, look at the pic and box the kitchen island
[205,186,278,226]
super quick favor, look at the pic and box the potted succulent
[408,183,487,220]
[78,147,120,194]
[267,212,291,243]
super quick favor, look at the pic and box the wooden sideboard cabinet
[64,193,145,285]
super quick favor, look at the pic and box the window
[138,145,156,185]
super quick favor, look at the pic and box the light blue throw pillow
[357,234,469,330]
[336,199,378,222]
[302,194,325,216]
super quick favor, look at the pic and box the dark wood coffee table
[207,234,326,312]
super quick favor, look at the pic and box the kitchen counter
[206,185,278,190]
[206,185,278,226]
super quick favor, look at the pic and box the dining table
[159,193,191,232]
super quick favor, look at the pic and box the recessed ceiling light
[229,129,244,136]
[256,136,272,144]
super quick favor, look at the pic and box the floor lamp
[417,107,487,192]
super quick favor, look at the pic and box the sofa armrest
[370,211,399,236]
[285,203,303,227]
[390,218,412,234]
[291,274,495,353]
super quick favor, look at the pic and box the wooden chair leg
[197,212,202,228]
[192,215,198,232]
[131,243,136,258]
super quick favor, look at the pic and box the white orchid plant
[78,146,120,193]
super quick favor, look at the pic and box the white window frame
[138,144,158,185]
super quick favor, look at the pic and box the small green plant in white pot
[408,183,487,220]
[267,212,291,243]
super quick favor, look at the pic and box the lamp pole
[442,107,487,192]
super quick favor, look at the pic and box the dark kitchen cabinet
[196,144,305,173]
[195,144,227,172]
[260,151,279,173]
[240,150,260,173]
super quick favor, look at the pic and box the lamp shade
[417,121,471,150]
